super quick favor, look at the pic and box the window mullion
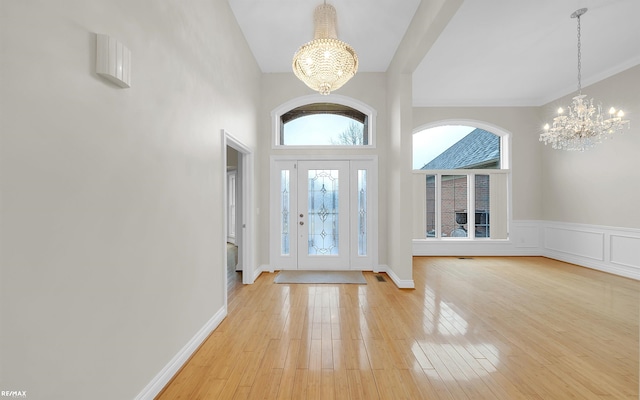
[468,174,475,239]
[435,174,442,238]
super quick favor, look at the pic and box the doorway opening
[226,147,241,291]
[222,130,255,309]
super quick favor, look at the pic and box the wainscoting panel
[413,220,640,280]
[512,221,540,248]
[610,235,640,269]
[541,222,640,280]
[412,220,541,256]
[543,225,604,261]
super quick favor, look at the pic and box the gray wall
[540,65,640,229]
[0,1,261,398]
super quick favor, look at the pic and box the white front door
[270,157,377,271]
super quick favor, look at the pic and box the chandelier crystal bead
[540,8,629,151]
[292,3,358,95]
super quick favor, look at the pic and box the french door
[270,157,377,270]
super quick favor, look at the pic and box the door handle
[299,221,304,225]
[300,214,304,218]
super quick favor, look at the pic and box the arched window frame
[412,119,512,240]
[413,119,511,170]
[271,94,377,149]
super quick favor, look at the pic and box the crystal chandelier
[540,8,629,151]
[292,1,358,95]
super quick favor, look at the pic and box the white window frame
[416,170,509,240]
[412,120,512,241]
[271,94,377,149]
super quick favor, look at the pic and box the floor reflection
[159,257,639,399]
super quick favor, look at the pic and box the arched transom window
[273,95,376,147]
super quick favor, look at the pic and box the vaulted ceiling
[229,0,640,107]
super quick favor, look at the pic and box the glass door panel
[307,169,340,255]
[297,161,350,269]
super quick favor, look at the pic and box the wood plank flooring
[156,257,639,399]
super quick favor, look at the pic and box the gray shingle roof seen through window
[421,128,500,170]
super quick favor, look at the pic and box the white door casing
[222,130,255,287]
[270,156,378,271]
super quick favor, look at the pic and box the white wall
[0,1,260,399]
[540,65,640,229]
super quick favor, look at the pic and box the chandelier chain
[576,13,582,93]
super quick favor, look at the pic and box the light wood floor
[156,257,639,399]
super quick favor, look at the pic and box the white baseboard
[377,265,415,289]
[252,265,265,282]
[135,307,227,400]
